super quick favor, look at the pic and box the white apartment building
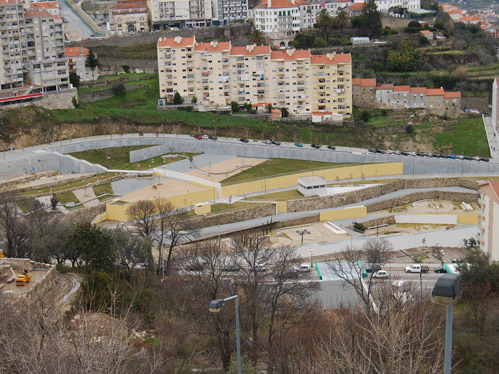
[478,181,499,263]
[374,0,420,13]
[0,0,72,108]
[29,2,59,16]
[300,0,348,29]
[157,35,352,118]
[148,0,213,29]
[212,0,248,25]
[493,77,498,131]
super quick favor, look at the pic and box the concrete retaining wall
[187,203,276,228]
[395,214,458,224]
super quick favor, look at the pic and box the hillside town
[0,0,499,373]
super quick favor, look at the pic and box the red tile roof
[410,87,426,94]
[427,88,444,96]
[194,41,231,52]
[378,84,393,90]
[444,91,461,98]
[25,9,53,18]
[271,49,311,60]
[360,78,376,87]
[230,45,271,56]
[459,15,482,22]
[347,3,365,12]
[31,2,58,9]
[310,53,351,64]
[393,85,410,92]
[489,181,499,198]
[352,78,360,85]
[0,0,21,4]
[255,0,309,9]
[65,46,90,57]
[157,36,195,48]
[420,30,433,34]
[448,9,465,14]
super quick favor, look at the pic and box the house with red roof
[352,78,377,108]
[420,30,433,40]
[65,47,99,82]
[345,3,364,18]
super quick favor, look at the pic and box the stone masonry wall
[287,178,479,212]
[187,203,275,229]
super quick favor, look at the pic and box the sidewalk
[482,115,499,159]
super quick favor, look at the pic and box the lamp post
[310,248,313,268]
[209,295,241,374]
[432,273,461,374]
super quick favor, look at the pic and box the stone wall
[359,215,396,228]
[187,203,276,228]
[287,178,479,212]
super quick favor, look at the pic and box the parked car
[368,148,376,153]
[194,135,202,139]
[480,157,490,162]
[297,264,311,273]
[272,140,281,145]
[327,145,336,150]
[222,264,241,272]
[254,264,266,272]
[201,135,209,140]
[239,138,249,143]
[295,142,303,147]
[365,264,381,273]
[264,139,272,144]
[405,264,429,273]
[373,270,389,279]
[277,269,299,279]
[434,265,447,274]
[473,156,480,161]
[311,144,321,149]
[209,135,217,140]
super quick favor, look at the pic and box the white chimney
[174,36,182,44]
[326,52,336,60]
[210,41,218,48]
[247,45,255,52]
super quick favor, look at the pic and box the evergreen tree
[85,48,99,79]
[361,0,382,38]
[173,91,183,105]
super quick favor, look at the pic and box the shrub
[406,124,414,134]
[231,101,240,113]
[112,83,126,96]
[173,92,183,105]
[121,65,130,73]
[360,110,371,122]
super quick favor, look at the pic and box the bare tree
[126,200,157,239]
[327,238,393,314]
[0,192,28,258]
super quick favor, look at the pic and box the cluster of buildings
[440,2,498,38]
[353,78,461,118]
[157,35,352,119]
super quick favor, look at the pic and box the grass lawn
[210,202,255,213]
[250,189,304,201]
[433,117,490,157]
[78,76,158,93]
[56,191,79,205]
[222,159,355,185]
[69,146,199,170]
[18,172,119,196]
[93,182,114,196]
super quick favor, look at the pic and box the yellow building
[157,36,352,119]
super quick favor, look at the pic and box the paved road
[57,0,94,39]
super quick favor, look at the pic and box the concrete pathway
[73,187,99,208]
[483,115,499,159]
[35,195,69,213]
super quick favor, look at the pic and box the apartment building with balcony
[0,0,74,109]
[148,0,212,29]
[157,35,352,119]
[212,0,248,25]
[478,181,499,263]
[310,53,352,119]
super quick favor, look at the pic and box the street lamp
[432,273,461,374]
[209,295,241,374]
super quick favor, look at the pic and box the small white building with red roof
[65,46,99,82]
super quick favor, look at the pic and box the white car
[297,264,311,273]
[201,135,209,140]
[373,270,389,279]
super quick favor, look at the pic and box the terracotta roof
[378,84,393,90]
[157,36,195,48]
[111,2,148,10]
[65,46,90,57]
[393,85,410,92]
[420,30,433,34]
[444,91,461,98]
[271,49,311,60]
[448,9,465,14]
[310,53,351,64]
[347,3,364,12]
[31,2,58,9]
[360,78,376,87]
[352,78,361,85]
[230,45,271,56]
[489,181,499,198]
[426,88,444,96]
[0,0,21,4]
[459,15,482,22]
[410,87,426,94]
[312,112,332,116]
[272,109,282,113]
[194,41,231,52]
[255,0,309,9]
[25,9,53,18]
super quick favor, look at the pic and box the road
[57,0,94,39]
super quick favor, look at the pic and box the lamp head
[209,299,225,313]
[432,273,461,306]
